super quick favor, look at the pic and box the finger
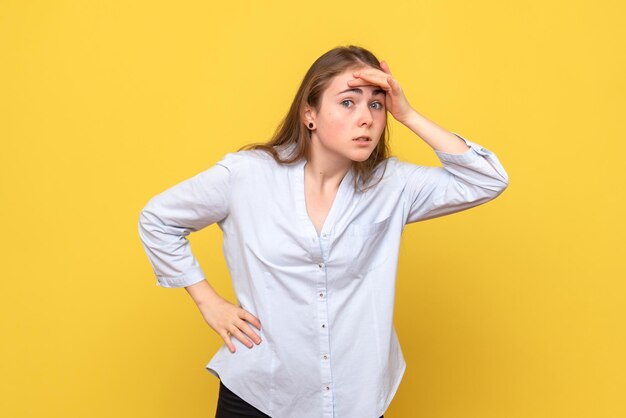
[349,72,392,92]
[230,326,255,349]
[349,71,386,85]
[379,60,392,75]
[387,77,396,93]
[223,330,236,353]
[237,320,262,345]
[241,309,262,331]
[354,66,390,78]
[352,70,384,82]
[346,77,370,87]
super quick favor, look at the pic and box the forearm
[401,109,470,154]
[185,279,223,307]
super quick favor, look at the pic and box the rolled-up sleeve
[399,132,509,224]
[137,154,236,288]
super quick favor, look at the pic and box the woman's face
[307,66,387,165]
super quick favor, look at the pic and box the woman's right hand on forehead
[347,60,415,125]
[197,296,263,353]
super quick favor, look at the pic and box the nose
[357,103,374,127]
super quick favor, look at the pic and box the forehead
[325,67,378,93]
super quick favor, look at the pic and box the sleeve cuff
[156,267,206,288]
[434,132,494,163]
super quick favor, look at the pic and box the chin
[350,152,374,163]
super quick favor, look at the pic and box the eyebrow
[336,87,386,96]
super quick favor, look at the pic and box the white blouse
[138,132,509,418]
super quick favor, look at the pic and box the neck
[304,150,352,193]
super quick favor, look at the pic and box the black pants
[215,380,384,418]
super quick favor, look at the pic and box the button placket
[315,232,334,414]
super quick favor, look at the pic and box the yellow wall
[1,1,624,417]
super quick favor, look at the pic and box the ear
[302,105,317,126]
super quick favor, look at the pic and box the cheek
[376,113,387,128]
[325,109,343,122]
[323,112,349,131]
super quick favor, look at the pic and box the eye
[340,99,354,108]
[370,101,384,110]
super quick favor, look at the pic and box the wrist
[185,279,223,307]
[396,107,418,125]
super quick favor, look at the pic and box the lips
[352,136,372,142]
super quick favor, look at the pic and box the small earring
[308,122,314,129]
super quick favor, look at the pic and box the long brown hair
[238,44,390,192]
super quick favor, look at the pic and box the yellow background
[1,0,624,417]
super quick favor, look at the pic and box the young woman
[138,45,509,418]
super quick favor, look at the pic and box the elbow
[476,174,509,202]
[497,164,510,190]
[487,175,509,201]
[137,202,149,230]
[483,156,510,195]
[137,201,157,241]
[496,175,509,194]
[486,164,509,197]
[137,208,150,244]
[497,170,509,194]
